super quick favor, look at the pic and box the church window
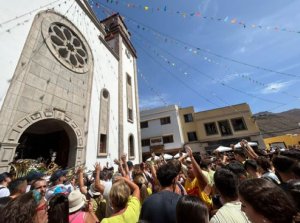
[98,89,110,156]
[47,23,88,72]
[129,135,135,158]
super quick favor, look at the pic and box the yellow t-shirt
[185,177,212,208]
[101,196,141,223]
[147,187,152,195]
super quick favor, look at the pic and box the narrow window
[162,135,174,144]
[140,121,148,128]
[126,73,133,122]
[99,134,107,154]
[127,74,132,86]
[129,135,135,158]
[98,89,109,156]
[231,117,247,131]
[204,122,218,136]
[128,108,133,121]
[184,114,193,123]
[141,139,150,147]
[218,120,232,136]
[187,132,198,142]
[160,117,171,125]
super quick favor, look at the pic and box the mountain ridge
[254,109,300,138]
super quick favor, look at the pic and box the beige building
[179,103,265,153]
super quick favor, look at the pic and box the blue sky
[90,0,300,114]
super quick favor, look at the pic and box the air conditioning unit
[150,137,163,146]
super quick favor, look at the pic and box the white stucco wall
[121,41,140,164]
[85,41,119,170]
[0,0,61,108]
[140,105,184,153]
[0,0,141,170]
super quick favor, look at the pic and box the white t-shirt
[210,202,250,223]
[101,180,113,217]
[0,185,10,198]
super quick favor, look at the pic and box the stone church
[0,0,141,172]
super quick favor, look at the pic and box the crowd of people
[0,140,299,223]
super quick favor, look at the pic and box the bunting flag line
[0,0,66,26]
[90,1,293,114]
[122,16,300,78]
[138,69,169,107]
[132,30,300,101]
[90,0,300,35]
[90,0,292,113]
[91,2,300,78]
[0,0,70,34]
[133,32,287,106]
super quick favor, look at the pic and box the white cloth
[26,185,31,193]
[262,172,280,185]
[129,170,133,181]
[101,180,113,217]
[102,181,112,199]
[0,185,10,198]
[45,183,73,200]
[210,202,250,223]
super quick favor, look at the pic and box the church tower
[101,14,142,162]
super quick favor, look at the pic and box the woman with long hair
[0,190,48,223]
[133,174,150,204]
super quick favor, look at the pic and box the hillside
[254,109,300,138]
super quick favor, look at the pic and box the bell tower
[101,14,141,162]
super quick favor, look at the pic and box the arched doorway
[15,119,77,168]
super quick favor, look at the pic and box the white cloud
[233,46,246,55]
[214,72,250,84]
[239,47,246,53]
[261,81,290,94]
[139,95,168,110]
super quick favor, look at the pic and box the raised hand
[114,158,120,166]
[121,153,127,162]
[76,166,84,175]
[94,162,101,172]
[185,145,193,157]
[242,139,248,147]
[239,141,245,148]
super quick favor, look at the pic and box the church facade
[0,0,141,172]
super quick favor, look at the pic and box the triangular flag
[231,18,237,24]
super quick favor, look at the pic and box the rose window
[48,23,88,69]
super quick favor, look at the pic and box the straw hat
[68,190,86,213]
[88,183,101,197]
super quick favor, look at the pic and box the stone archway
[0,109,85,172]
